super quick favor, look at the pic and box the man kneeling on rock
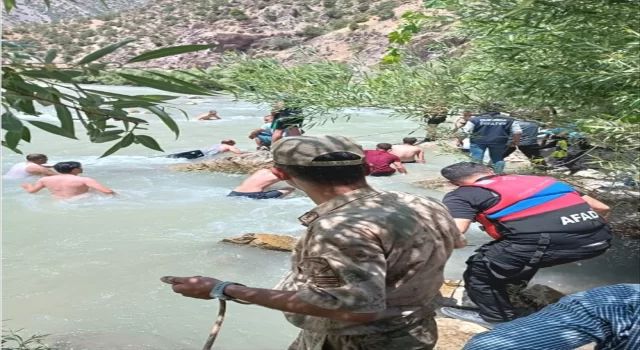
[439,162,613,328]
[162,135,461,349]
[227,168,295,199]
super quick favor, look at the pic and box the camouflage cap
[271,135,365,167]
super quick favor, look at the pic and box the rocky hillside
[1,0,149,26]
[2,0,430,67]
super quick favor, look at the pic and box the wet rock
[170,152,273,174]
[222,233,297,252]
[510,284,566,312]
[412,178,457,193]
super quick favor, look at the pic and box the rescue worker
[161,135,461,349]
[438,162,612,328]
[458,105,522,173]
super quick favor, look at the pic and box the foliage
[322,0,337,8]
[297,25,327,39]
[268,37,296,50]
[1,328,52,350]
[1,39,217,156]
[230,8,249,21]
[330,19,350,30]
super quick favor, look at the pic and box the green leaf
[3,0,16,13]
[2,112,23,132]
[77,38,135,65]
[127,44,216,63]
[135,135,164,152]
[147,71,213,95]
[28,120,76,139]
[146,106,180,138]
[4,131,21,149]
[116,73,212,95]
[94,133,122,143]
[99,140,124,158]
[21,126,31,142]
[44,49,57,64]
[82,89,178,103]
[121,133,134,147]
[54,104,75,137]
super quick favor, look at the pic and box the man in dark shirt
[438,162,612,328]
[364,143,407,177]
[503,120,547,169]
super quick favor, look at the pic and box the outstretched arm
[26,165,56,176]
[582,195,610,218]
[417,150,425,163]
[84,178,115,195]
[21,180,45,194]
[228,146,246,155]
[394,161,407,174]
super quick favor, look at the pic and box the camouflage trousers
[288,316,437,350]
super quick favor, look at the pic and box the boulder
[222,233,297,252]
[511,284,566,312]
[170,152,273,174]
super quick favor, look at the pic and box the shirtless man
[4,154,56,178]
[166,140,246,159]
[227,168,295,199]
[391,137,425,163]
[21,161,115,199]
[196,110,221,121]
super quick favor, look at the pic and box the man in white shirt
[4,154,56,179]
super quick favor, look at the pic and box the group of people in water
[6,102,637,350]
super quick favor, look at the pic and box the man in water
[195,110,221,120]
[458,105,522,174]
[248,115,278,150]
[21,161,115,199]
[438,162,612,328]
[228,168,295,199]
[271,99,303,143]
[166,140,245,159]
[4,154,56,178]
[364,143,407,176]
[390,137,425,163]
[161,135,460,350]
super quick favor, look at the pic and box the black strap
[483,233,551,279]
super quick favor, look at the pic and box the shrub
[297,25,326,39]
[330,19,350,30]
[163,5,176,12]
[103,29,118,37]
[79,29,96,39]
[349,22,359,31]
[269,37,295,50]
[376,8,395,20]
[353,14,369,23]
[96,12,117,21]
[357,4,369,12]
[230,8,249,21]
[264,10,278,22]
[376,1,398,11]
[325,8,344,19]
[323,0,337,7]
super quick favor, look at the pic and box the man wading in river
[162,135,460,350]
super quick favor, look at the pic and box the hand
[20,183,30,190]
[160,276,221,300]
[509,141,519,147]
[249,134,256,139]
[456,140,463,147]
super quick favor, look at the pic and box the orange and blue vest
[467,175,606,239]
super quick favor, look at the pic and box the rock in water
[412,178,457,192]
[435,318,488,350]
[222,233,297,252]
[511,284,566,311]
[170,152,273,174]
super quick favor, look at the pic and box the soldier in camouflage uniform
[162,135,461,349]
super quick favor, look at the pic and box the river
[2,85,638,349]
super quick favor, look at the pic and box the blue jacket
[470,112,515,145]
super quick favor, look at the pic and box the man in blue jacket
[458,105,522,173]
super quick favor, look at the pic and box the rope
[202,300,226,350]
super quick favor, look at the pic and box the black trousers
[463,237,610,322]
[503,145,547,168]
[166,149,205,159]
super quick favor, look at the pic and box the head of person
[462,110,474,119]
[485,102,504,113]
[26,154,48,165]
[263,115,274,123]
[221,139,236,146]
[53,161,83,175]
[441,162,495,186]
[271,135,369,198]
[376,143,393,152]
[402,137,417,145]
[208,110,217,115]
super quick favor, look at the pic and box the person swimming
[4,153,56,179]
[21,161,115,199]
[227,168,295,199]
[195,110,221,121]
[165,140,246,159]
